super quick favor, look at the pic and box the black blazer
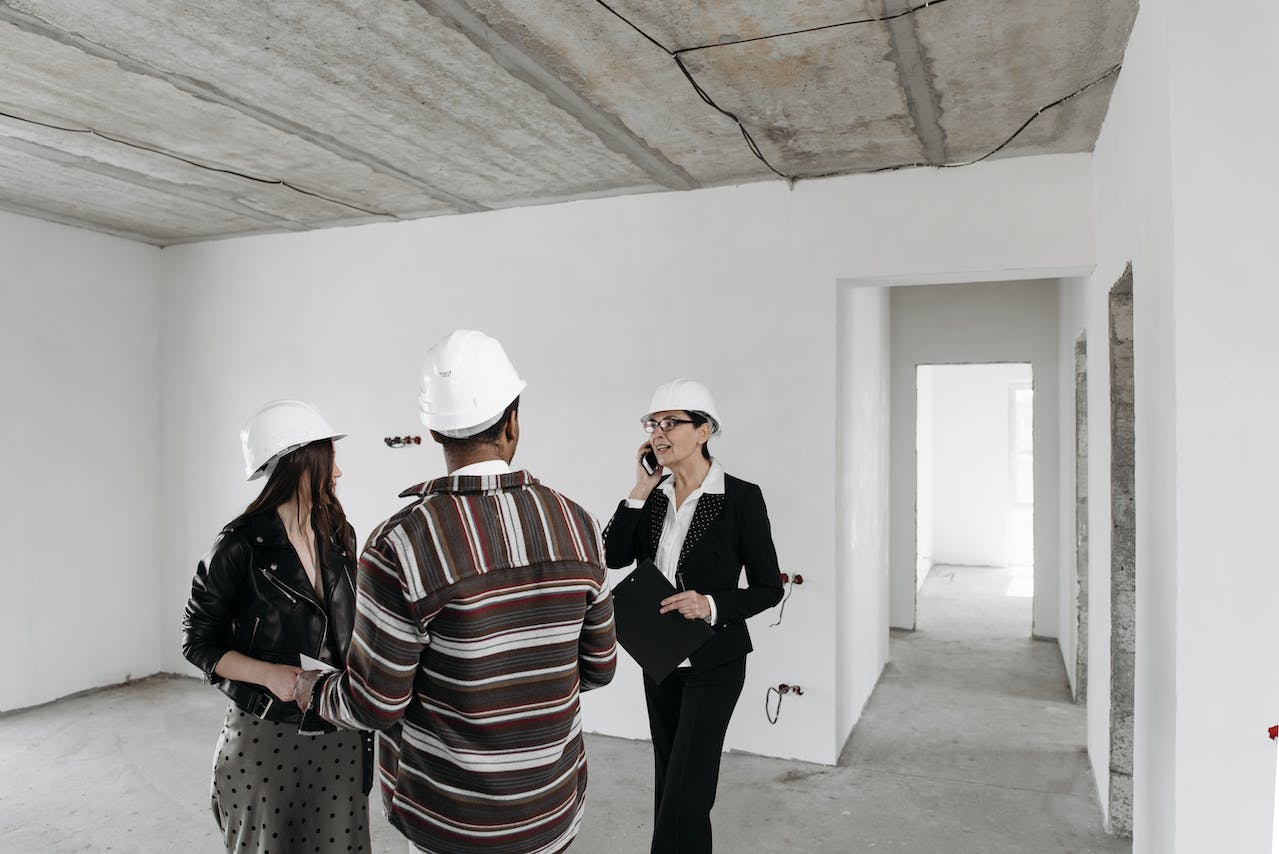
[604,471,784,671]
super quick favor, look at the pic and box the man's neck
[444,447,512,474]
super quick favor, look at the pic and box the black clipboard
[612,559,714,683]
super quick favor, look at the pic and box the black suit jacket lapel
[646,489,668,559]
[677,492,726,572]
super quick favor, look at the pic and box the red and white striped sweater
[316,470,617,854]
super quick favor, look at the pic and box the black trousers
[642,657,748,854]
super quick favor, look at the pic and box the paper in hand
[299,653,337,672]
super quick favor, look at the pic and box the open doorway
[915,363,1034,634]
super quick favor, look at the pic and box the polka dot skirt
[210,705,370,853]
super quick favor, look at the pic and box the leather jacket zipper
[259,566,299,605]
[259,565,330,663]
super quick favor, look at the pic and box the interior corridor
[835,564,1125,852]
[0,565,1125,853]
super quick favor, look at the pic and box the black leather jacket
[182,508,358,724]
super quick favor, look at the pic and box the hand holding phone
[641,448,659,476]
[630,442,662,501]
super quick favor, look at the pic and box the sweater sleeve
[315,534,429,731]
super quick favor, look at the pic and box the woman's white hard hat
[645,378,722,436]
[240,399,344,481]
[418,329,527,438]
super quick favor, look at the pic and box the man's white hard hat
[418,329,527,438]
[240,399,344,481]
[644,378,722,436]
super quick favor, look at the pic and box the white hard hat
[418,329,527,438]
[240,399,344,481]
[645,378,722,436]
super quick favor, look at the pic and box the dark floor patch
[775,768,825,784]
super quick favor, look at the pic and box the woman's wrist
[252,659,278,689]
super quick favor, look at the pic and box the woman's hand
[629,441,663,500]
[263,663,303,702]
[660,591,711,621]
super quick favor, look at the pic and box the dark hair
[686,411,712,460]
[436,397,520,448]
[235,438,353,560]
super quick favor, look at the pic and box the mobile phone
[641,448,659,476]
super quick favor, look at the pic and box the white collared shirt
[627,458,723,629]
[451,459,513,476]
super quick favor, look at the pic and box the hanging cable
[765,683,803,724]
[765,684,785,724]
[770,576,796,628]
[589,0,1121,184]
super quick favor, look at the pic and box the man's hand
[293,669,325,713]
[659,591,710,621]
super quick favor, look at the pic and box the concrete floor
[0,565,1127,853]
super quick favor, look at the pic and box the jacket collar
[243,508,292,548]
[656,459,725,503]
[399,469,538,498]
[645,465,729,573]
[241,509,350,609]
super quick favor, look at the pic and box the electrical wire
[589,0,1122,185]
[590,0,793,181]
[673,0,961,54]
[0,108,395,218]
[765,685,785,725]
[864,63,1124,174]
[769,576,796,628]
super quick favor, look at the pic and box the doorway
[915,363,1034,633]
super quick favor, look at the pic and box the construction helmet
[240,399,345,481]
[645,378,722,436]
[418,329,527,438]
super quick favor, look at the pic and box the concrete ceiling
[0,0,1137,246]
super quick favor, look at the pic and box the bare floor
[0,566,1126,853]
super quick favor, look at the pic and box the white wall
[1056,275,1089,702]
[1085,0,1178,841]
[0,210,163,711]
[1165,0,1279,849]
[889,281,1061,635]
[158,154,1094,764]
[835,284,890,753]
[928,363,1033,568]
[915,366,934,588]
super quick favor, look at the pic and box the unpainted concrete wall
[1107,268,1135,837]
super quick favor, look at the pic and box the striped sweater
[315,470,617,854]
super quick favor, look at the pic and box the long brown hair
[235,439,354,561]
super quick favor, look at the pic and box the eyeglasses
[643,417,697,434]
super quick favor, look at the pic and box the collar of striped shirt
[398,469,538,497]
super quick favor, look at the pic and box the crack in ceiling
[592,0,1125,183]
[0,0,1138,243]
[0,105,395,217]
